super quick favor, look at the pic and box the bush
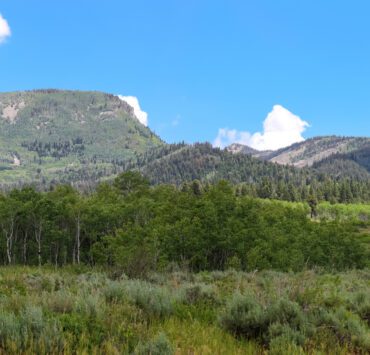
[134,332,174,355]
[267,298,306,331]
[75,293,102,319]
[176,282,219,305]
[45,290,75,314]
[0,310,21,348]
[267,323,306,347]
[220,293,309,347]
[347,291,370,324]
[0,305,63,353]
[219,293,267,338]
[316,308,370,350]
[123,280,174,317]
[104,280,174,317]
[103,280,125,303]
[20,305,45,337]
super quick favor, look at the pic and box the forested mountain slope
[0,90,163,187]
[135,142,311,185]
[268,136,370,168]
[227,136,370,180]
[312,145,370,178]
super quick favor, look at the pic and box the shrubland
[0,267,368,354]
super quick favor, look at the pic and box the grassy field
[0,267,368,354]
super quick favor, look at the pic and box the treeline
[22,138,85,159]
[0,172,368,272]
[235,176,370,204]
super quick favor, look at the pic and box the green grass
[0,267,368,354]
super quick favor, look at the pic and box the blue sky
[0,1,369,148]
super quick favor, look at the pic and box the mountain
[0,90,163,187]
[227,136,370,179]
[227,143,273,160]
[0,90,369,201]
[267,136,370,167]
[312,145,370,179]
[132,142,310,185]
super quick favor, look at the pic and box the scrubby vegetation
[0,267,368,354]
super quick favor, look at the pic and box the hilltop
[0,90,163,187]
[227,136,370,179]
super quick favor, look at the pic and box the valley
[0,90,369,354]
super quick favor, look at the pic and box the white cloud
[118,95,148,126]
[213,105,309,151]
[213,128,251,149]
[0,14,11,44]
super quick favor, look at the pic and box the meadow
[0,266,369,354]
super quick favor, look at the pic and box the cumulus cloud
[0,14,11,44]
[118,95,148,126]
[213,105,309,151]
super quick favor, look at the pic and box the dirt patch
[1,101,25,123]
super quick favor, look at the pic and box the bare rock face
[1,101,25,123]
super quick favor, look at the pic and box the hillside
[0,90,163,187]
[133,142,311,186]
[268,136,370,167]
[227,136,370,179]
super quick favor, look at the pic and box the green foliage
[0,177,368,271]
